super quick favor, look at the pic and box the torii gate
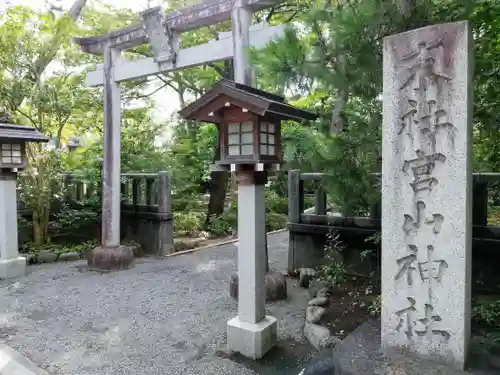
[75,0,285,257]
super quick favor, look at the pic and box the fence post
[314,182,327,215]
[157,171,174,255]
[288,169,303,273]
[473,179,488,226]
[288,169,303,224]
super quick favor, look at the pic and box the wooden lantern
[0,123,49,170]
[178,79,317,170]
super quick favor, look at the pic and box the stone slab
[0,344,48,375]
[0,257,26,279]
[382,21,473,369]
[227,315,278,360]
[334,320,495,375]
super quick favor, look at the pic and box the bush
[206,215,233,237]
[50,203,100,235]
[316,229,349,287]
[472,297,500,328]
[265,190,288,215]
[266,212,288,232]
[173,212,203,237]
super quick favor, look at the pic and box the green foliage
[251,0,500,213]
[206,215,233,237]
[50,202,100,234]
[316,229,349,287]
[317,260,349,287]
[472,297,500,328]
[20,239,97,255]
[173,212,203,237]
[265,190,288,215]
[368,295,381,317]
[266,212,288,232]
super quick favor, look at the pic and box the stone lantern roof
[178,79,318,124]
[0,123,50,143]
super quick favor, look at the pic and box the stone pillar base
[229,271,287,301]
[0,257,27,279]
[227,315,277,359]
[86,245,135,271]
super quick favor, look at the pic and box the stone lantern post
[0,123,49,279]
[178,79,317,359]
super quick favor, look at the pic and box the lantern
[0,123,49,170]
[178,79,317,170]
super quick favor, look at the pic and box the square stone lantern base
[227,315,277,359]
[0,257,27,279]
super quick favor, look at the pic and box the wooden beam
[75,0,280,54]
[86,23,285,86]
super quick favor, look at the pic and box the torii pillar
[75,1,283,270]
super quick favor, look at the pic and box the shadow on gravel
[215,338,322,375]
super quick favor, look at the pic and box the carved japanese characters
[382,21,472,369]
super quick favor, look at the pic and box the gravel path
[0,232,315,375]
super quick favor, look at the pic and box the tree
[251,0,500,214]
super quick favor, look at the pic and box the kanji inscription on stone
[382,21,472,369]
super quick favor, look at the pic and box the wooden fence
[287,170,500,291]
[17,171,174,256]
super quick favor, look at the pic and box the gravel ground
[0,232,316,375]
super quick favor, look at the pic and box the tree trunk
[205,143,228,226]
[33,211,44,245]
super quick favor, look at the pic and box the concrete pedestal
[0,172,26,279]
[227,170,277,359]
[227,316,277,360]
[0,257,27,279]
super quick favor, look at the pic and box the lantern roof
[178,79,318,123]
[0,123,50,143]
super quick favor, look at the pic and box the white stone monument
[381,21,473,369]
[0,123,49,279]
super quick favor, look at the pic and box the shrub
[316,229,349,287]
[472,297,500,328]
[266,212,288,232]
[206,215,233,237]
[173,212,203,237]
[265,190,288,215]
[368,295,381,317]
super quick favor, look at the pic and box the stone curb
[0,343,48,375]
[25,251,83,266]
[166,228,288,258]
[21,228,288,264]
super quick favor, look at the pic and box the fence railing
[288,170,500,229]
[16,171,174,256]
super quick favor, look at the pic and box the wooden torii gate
[75,0,285,256]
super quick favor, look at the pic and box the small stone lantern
[0,123,49,279]
[179,79,317,360]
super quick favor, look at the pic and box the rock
[37,251,57,263]
[304,322,339,350]
[26,254,37,265]
[308,279,331,299]
[299,268,316,288]
[316,287,331,299]
[302,356,342,375]
[86,245,135,271]
[306,306,325,324]
[308,297,328,307]
[229,271,287,301]
[58,252,80,262]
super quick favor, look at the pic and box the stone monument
[0,123,49,279]
[381,21,473,369]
